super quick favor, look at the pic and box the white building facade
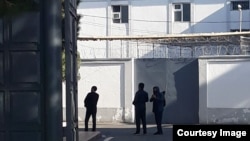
[78,0,250,59]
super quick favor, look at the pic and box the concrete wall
[63,59,134,123]
[72,56,250,124]
[135,58,199,124]
[67,58,199,124]
[199,56,250,124]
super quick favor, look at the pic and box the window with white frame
[173,3,190,22]
[231,1,249,10]
[112,5,128,23]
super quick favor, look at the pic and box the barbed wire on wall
[78,42,242,59]
[240,36,250,55]
[78,33,250,59]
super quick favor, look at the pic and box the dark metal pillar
[41,0,63,141]
[64,0,79,141]
[64,0,73,140]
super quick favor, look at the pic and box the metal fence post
[41,0,63,141]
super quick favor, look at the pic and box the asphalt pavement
[78,122,173,141]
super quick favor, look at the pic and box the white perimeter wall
[63,59,134,123]
[207,61,250,108]
[78,63,124,108]
[199,56,250,124]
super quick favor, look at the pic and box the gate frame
[64,0,79,141]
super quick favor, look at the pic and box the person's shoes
[143,132,147,135]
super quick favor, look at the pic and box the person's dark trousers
[135,109,147,133]
[85,108,97,131]
[154,111,163,134]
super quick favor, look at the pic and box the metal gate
[0,8,45,141]
[0,0,78,141]
[0,7,46,141]
[64,0,79,141]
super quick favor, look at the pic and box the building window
[231,1,249,10]
[112,5,128,23]
[173,3,190,22]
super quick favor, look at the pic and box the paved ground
[78,122,173,141]
[78,129,101,141]
[77,122,101,141]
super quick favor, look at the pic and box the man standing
[132,83,149,134]
[84,86,99,131]
[150,86,165,135]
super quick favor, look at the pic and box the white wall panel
[78,64,124,108]
[207,61,250,108]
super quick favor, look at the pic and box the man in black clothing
[132,83,149,134]
[84,86,99,131]
[150,86,165,135]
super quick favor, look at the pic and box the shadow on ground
[78,123,173,141]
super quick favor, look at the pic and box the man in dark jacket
[132,83,149,134]
[150,86,165,135]
[84,86,99,131]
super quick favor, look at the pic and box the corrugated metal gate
[0,0,78,141]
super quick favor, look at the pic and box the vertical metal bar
[64,1,79,141]
[106,0,111,58]
[72,11,79,141]
[42,0,63,141]
[65,0,73,141]
[64,0,73,141]
[238,5,242,32]
[3,16,10,141]
[240,36,243,55]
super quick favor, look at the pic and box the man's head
[153,86,160,94]
[91,86,97,92]
[138,83,144,90]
